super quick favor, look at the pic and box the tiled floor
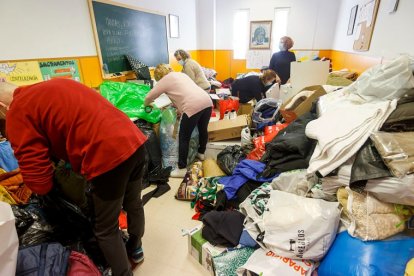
[133,178,210,276]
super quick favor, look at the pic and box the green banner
[39,60,81,82]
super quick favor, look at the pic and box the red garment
[6,79,147,195]
[247,123,289,160]
[67,251,101,276]
[119,210,128,229]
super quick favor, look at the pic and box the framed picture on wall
[169,14,179,38]
[249,21,272,49]
[347,5,358,35]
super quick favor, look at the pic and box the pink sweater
[145,72,213,117]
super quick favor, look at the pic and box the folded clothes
[306,99,396,176]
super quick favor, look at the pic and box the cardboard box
[208,115,250,142]
[237,103,254,116]
[188,227,227,275]
[279,85,326,123]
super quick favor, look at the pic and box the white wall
[0,0,198,61]
[333,0,414,58]
[214,0,340,50]
[196,0,216,50]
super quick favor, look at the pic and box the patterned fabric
[0,169,32,204]
[239,183,272,244]
[191,177,223,220]
[126,55,151,80]
[213,247,255,276]
[175,161,203,201]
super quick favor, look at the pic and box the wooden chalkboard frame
[88,0,169,78]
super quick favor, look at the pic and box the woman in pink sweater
[145,64,213,177]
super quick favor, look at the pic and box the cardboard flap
[280,85,326,123]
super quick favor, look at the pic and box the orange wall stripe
[1,49,381,87]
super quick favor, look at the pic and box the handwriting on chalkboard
[90,0,169,73]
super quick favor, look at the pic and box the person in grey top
[174,49,211,92]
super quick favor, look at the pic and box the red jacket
[6,79,147,195]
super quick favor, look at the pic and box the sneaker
[130,247,144,264]
[229,110,237,119]
[170,167,187,178]
[223,111,230,120]
[197,153,205,161]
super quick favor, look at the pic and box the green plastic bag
[100,81,161,123]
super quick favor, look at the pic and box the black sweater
[269,51,296,85]
[231,75,266,103]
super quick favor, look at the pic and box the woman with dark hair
[174,49,211,92]
[231,69,280,103]
[269,36,296,85]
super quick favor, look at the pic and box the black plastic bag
[217,145,246,175]
[135,119,171,191]
[350,139,392,184]
[12,200,56,246]
[11,205,34,236]
[40,191,94,245]
[135,119,162,173]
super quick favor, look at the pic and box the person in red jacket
[0,79,148,276]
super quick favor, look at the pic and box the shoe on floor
[197,152,205,161]
[130,247,144,264]
[170,168,187,178]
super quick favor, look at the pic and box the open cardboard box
[188,226,227,275]
[207,114,250,142]
[279,85,326,123]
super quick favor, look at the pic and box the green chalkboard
[89,0,169,74]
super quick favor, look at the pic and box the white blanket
[306,99,396,176]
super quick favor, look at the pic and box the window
[232,9,249,59]
[272,8,290,53]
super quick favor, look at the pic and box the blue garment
[220,160,278,200]
[0,141,19,172]
[239,229,259,248]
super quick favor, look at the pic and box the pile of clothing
[184,55,414,276]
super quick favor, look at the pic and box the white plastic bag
[270,169,316,197]
[343,55,414,102]
[365,174,414,206]
[237,248,315,276]
[262,190,340,261]
[241,126,252,147]
[0,202,19,275]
